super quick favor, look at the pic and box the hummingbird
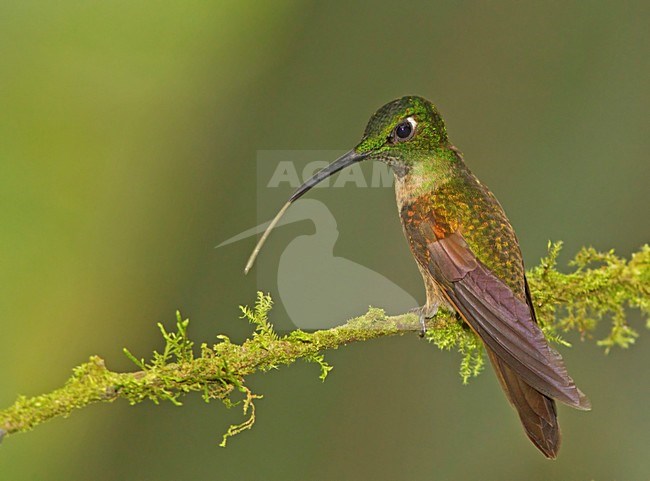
[245,96,590,458]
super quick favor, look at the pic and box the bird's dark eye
[392,117,416,142]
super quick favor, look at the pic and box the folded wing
[428,232,591,411]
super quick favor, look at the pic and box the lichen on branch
[0,243,648,446]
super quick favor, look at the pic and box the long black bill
[244,149,368,274]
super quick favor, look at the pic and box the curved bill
[244,149,368,274]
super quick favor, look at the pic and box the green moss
[0,244,647,445]
[528,242,648,352]
[425,312,485,384]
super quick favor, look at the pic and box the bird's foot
[409,305,439,338]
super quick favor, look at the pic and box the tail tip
[577,390,592,411]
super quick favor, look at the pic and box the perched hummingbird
[246,96,590,458]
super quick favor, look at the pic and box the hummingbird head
[244,96,450,273]
[286,96,449,202]
[355,96,449,173]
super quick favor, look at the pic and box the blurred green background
[1,2,648,480]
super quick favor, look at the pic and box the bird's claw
[409,305,439,338]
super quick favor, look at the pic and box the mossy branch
[0,243,648,446]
